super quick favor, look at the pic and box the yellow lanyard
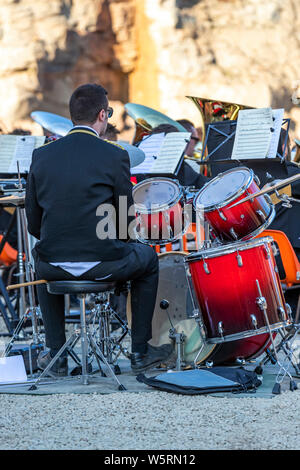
[68,129,99,138]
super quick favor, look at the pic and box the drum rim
[206,321,291,344]
[133,176,183,214]
[193,166,254,212]
[184,236,274,262]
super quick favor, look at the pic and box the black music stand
[201,119,291,185]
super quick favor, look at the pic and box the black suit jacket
[25,127,135,263]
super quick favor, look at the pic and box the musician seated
[25,83,172,376]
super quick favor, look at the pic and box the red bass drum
[184,237,291,364]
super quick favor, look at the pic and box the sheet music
[0,135,45,173]
[266,108,284,159]
[131,132,190,175]
[231,108,273,160]
[131,133,165,174]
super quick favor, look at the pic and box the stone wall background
[0,0,300,143]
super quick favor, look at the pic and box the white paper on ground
[0,355,27,384]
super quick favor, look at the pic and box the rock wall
[0,0,136,135]
[1,0,300,142]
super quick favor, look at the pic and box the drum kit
[0,103,298,391]
[131,163,300,387]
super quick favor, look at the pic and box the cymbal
[0,194,25,205]
[227,173,300,209]
[117,140,145,168]
[31,111,73,137]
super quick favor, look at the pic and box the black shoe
[37,350,68,377]
[131,343,173,373]
[70,363,93,376]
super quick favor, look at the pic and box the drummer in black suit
[25,83,172,376]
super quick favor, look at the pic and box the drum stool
[29,280,126,391]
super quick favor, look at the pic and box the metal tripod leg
[88,334,126,390]
[256,280,297,393]
[29,334,78,390]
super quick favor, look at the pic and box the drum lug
[253,174,260,186]
[256,295,267,311]
[217,208,227,221]
[277,306,286,321]
[271,243,278,257]
[203,260,210,274]
[229,227,238,240]
[264,193,273,205]
[191,308,201,319]
[263,244,271,259]
[250,314,258,329]
[236,253,243,267]
[218,321,224,339]
[285,303,292,320]
[256,209,266,222]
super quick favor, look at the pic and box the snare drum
[185,237,291,364]
[194,167,275,242]
[133,177,188,245]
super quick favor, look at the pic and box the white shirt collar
[72,125,99,137]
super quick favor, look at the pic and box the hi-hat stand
[1,169,43,374]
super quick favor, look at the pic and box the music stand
[201,119,291,185]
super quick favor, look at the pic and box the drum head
[194,168,252,210]
[133,178,181,211]
[126,251,215,365]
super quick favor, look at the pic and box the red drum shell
[133,178,187,245]
[194,168,274,242]
[185,238,290,363]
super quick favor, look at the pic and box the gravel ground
[1,311,300,450]
[0,388,299,450]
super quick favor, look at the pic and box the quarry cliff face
[0,0,300,141]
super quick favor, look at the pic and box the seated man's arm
[113,149,135,241]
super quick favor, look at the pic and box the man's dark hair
[69,83,108,124]
[176,119,195,133]
[11,128,31,135]
[150,124,179,135]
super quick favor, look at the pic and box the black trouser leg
[36,282,66,352]
[33,243,159,357]
[130,252,158,353]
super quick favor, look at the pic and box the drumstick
[6,279,47,291]
[227,173,300,209]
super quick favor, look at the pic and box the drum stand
[255,280,299,394]
[159,299,187,371]
[3,200,43,376]
[89,290,131,374]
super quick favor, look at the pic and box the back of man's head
[176,119,195,133]
[69,83,108,125]
[150,124,179,135]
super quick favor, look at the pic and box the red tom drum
[194,167,275,242]
[133,177,188,245]
[184,237,291,364]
